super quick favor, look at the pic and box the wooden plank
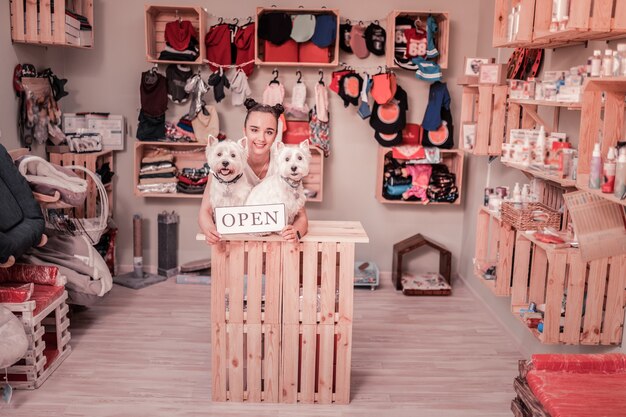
[300,325,317,403]
[475,210,490,261]
[520,104,539,130]
[263,323,280,402]
[227,323,244,401]
[507,103,522,142]
[280,324,299,403]
[25,0,38,43]
[528,246,548,305]
[246,324,262,402]
[601,92,625,157]
[228,243,245,324]
[492,0,509,45]
[533,0,554,35]
[581,258,609,344]
[282,242,301,325]
[562,252,586,345]
[211,322,227,401]
[601,256,626,344]
[335,322,353,404]
[517,0,537,42]
[320,243,337,325]
[476,86,494,155]
[496,223,515,296]
[302,242,318,325]
[53,0,65,44]
[246,242,263,324]
[568,0,592,30]
[11,0,26,42]
[460,88,477,123]
[264,242,282,324]
[317,325,334,404]
[615,0,626,31]
[210,243,227,324]
[578,91,603,175]
[489,85,508,155]
[511,236,532,307]
[590,0,613,31]
[39,0,53,43]
[543,251,567,344]
[337,243,355,325]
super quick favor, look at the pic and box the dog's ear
[299,139,310,152]
[237,137,248,156]
[208,135,219,147]
[274,140,285,153]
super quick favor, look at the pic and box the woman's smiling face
[244,111,278,157]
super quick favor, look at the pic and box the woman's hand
[202,222,221,245]
[281,225,299,242]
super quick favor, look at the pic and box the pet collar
[212,171,243,185]
[282,176,301,189]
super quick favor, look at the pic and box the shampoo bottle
[601,147,616,193]
[591,50,602,77]
[535,126,546,166]
[614,148,626,199]
[589,143,603,189]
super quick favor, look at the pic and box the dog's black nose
[222,161,229,167]
[291,166,297,172]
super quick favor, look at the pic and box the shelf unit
[134,141,324,203]
[375,148,464,206]
[386,10,450,69]
[502,161,577,188]
[459,83,507,156]
[254,7,340,67]
[9,0,94,48]
[144,5,207,65]
[493,0,626,49]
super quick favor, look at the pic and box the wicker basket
[500,202,561,231]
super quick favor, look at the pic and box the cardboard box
[479,63,507,85]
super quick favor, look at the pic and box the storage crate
[460,84,507,155]
[255,7,340,67]
[501,202,561,231]
[9,0,94,47]
[510,232,626,345]
[474,207,515,296]
[144,5,206,64]
[492,0,537,48]
[209,221,368,404]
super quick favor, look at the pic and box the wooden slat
[475,210,490,261]
[228,243,245,324]
[300,325,317,403]
[516,0,536,42]
[39,0,53,43]
[543,251,567,344]
[562,252,586,345]
[492,0,509,44]
[280,324,299,403]
[210,243,227,323]
[246,324,262,402]
[282,243,300,325]
[601,256,626,344]
[337,243,355,324]
[496,223,514,296]
[568,0,592,30]
[615,0,626,31]
[520,104,539,130]
[53,0,65,44]
[317,324,334,404]
[302,242,318,325]
[533,0,554,35]
[25,0,38,43]
[528,246,548,304]
[211,322,227,401]
[601,92,625,156]
[507,103,521,142]
[246,242,263,324]
[511,236,532,307]
[590,0,613,31]
[460,87,477,124]
[227,323,244,401]
[264,242,281,324]
[489,85,508,155]
[320,243,337,324]
[263,323,280,402]
[476,86,494,155]
[581,258,609,344]
[11,0,26,42]
[578,91,603,175]
[335,322,352,404]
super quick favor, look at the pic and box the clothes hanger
[269,69,280,85]
[318,70,325,85]
[296,70,303,84]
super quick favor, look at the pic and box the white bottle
[589,143,603,189]
[521,184,531,202]
[613,51,621,77]
[602,147,617,194]
[513,5,521,39]
[602,49,613,77]
[534,126,546,166]
[591,50,602,77]
[614,148,626,199]
[618,44,626,76]
[512,182,522,207]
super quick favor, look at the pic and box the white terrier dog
[246,140,311,224]
[206,136,251,208]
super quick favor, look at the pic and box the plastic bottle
[591,50,602,77]
[589,143,603,189]
[601,147,617,193]
[602,49,613,77]
[613,51,621,77]
[615,148,626,199]
[586,56,593,77]
[534,126,546,166]
[512,182,522,208]
[618,44,626,76]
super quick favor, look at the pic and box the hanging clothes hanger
[296,70,303,83]
[269,69,280,85]
[318,70,325,85]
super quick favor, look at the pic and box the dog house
[391,233,452,295]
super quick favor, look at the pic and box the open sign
[214,204,286,235]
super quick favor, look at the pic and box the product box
[479,63,507,85]
[509,80,524,99]
[556,85,582,103]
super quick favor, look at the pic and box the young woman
[198,99,309,245]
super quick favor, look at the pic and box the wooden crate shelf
[9,0,94,48]
[386,10,449,69]
[502,161,577,188]
[375,148,464,206]
[493,0,537,48]
[254,7,340,67]
[208,221,368,404]
[510,232,626,345]
[460,84,507,156]
[474,207,515,296]
[144,5,206,65]
[508,98,582,110]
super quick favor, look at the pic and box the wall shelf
[460,84,507,156]
[508,98,582,110]
[502,161,577,188]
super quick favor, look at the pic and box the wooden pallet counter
[203,221,369,404]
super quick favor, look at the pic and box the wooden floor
[1,277,523,417]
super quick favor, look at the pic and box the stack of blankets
[428,165,458,203]
[177,165,209,194]
[137,149,177,194]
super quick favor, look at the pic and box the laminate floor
[1,277,522,417]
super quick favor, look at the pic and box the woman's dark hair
[243,98,284,126]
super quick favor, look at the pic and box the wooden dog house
[391,233,452,295]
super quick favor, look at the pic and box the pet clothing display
[338,72,363,107]
[191,105,219,144]
[365,22,386,56]
[413,57,442,83]
[258,12,292,46]
[137,111,166,141]
[164,122,194,143]
[329,69,353,94]
[392,145,425,160]
[205,22,256,76]
[159,20,199,62]
[374,130,403,147]
[371,72,398,105]
[140,70,168,117]
[233,23,256,76]
[184,73,209,119]
[422,82,451,131]
[339,22,353,53]
[264,39,299,62]
[177,165,210,194]
[428,164,458,203]
[228,68,251,106]
[404,26,427,59]
[349,24,369,59]
[263,82,285,106]
[401,164,432,202]
[298,41,330,63]
[309,106,330,157]
[39,68,68,101]
[357,74,372,119]
[370,85,408,134]
[17,76,63,147]
[286,82,309,119]
[291,14,316,42]
[393,16,419,71]
[426,15,440,59]
[207,68,230,103]
[176,116,196,141]
[422,107,454,149]
[0,144,44,265]
[311,14,337,48]
[315,82,329,123]
[166,64,192,104]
